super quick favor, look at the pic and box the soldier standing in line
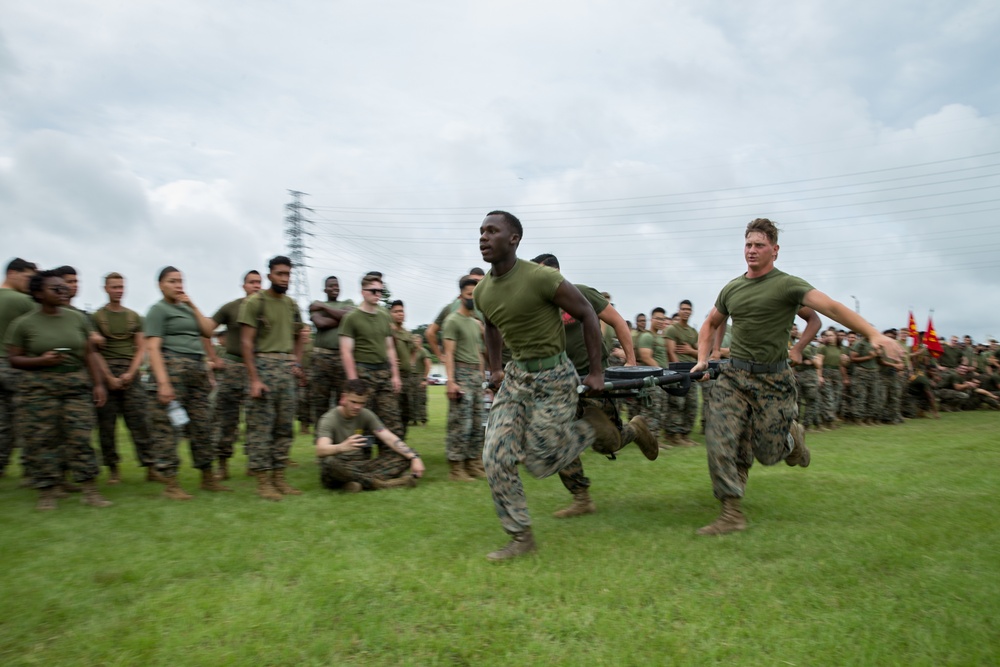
[627,309,667,446]
[0,258,37,480]
[409,333,430,425]
[849,333,881,426]
[792,340,825,431]
[389,300,414,439]
[208,270,262,480]
[92,272,154,483]
[296,326,314,435]
[239,256,306,501]
[424,268,485,361]
[817,328,846,428]
[691,218,901,535]
[664,300,700,446]
[878,329,905,424]
[308,276,354,423]
[474,211,622,561]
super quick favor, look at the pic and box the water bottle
[167,400,190,427]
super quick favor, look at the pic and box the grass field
[1,386,998,666]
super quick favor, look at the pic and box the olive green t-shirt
[473,260,565,362]
[411,346,428,375]
[850,339,878,370]
[392,328,414,376]
[312,299,355,350]
[635,331,662,367]
[794,344,818,374]
[714,268,814,365]
[664,322,697,362]
[563,284,608,375]
[238,291,302,354]
[145,300,205,356]
[938,345,962,368]
[4,308,90,372]
[212,297,246,358]
[442,311,484,366]
[818,343,842,369]
[91,306,143,360]
[316,407,385,462]
[0,288,36,358]
[339,308,393,364]
[938,371,961,390]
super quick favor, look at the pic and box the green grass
[1,386,998,666]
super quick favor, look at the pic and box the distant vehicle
[427,373,448,385]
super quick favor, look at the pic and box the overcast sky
[2,1,999,340]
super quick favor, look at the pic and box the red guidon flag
[907,311,919,351]
[925,316,944,358]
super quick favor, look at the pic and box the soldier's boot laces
[785,422,811,468]
[553,490,596,518]
[162,475,193,501]
[697,498,747,536]
[36,487,58,511]
[81,480,113,508]
[486,530,537,562]
[200,468,233,492]
[448,460,474,482]
[465,458,487,479]
[626,415,659,461]
[272,470,303,495]
[254,471,283,501]
[582,406,621,455]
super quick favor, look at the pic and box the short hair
[671,312,679,319]
[6,258,36,274]
[361,275,382,289]
[243,270,260,283]
[468,267,485,276]
[104,272,124,283]
[342,379,369,396]
[487,210,523,239]
[651,307,666,316]
[459,277,478,291]
[635,313,646,321]
[531,253,560,269]
[679,299,692,308]
[390,300,404,309]
[53,265,77,278]
[268,256,292,271]
[28,270,60,303]
[745,218,779,244]
[324,275,339,284]
[158,266,180,282]
[365,271,383,279]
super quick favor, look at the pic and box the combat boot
[200,468,232,492]
[582,406,621,455]
[343,481,363,493]
[272,470,303,495]
[661,433,681,449]
[696,498,747,536]
[677,434,698,447]
[162,475,193,500]
[553,490,596,518]
[36,487,58,511]
[107,465,121,485]
[785,422,811,467]
[449,460,474,482]
[216,457,230,481]
[486,530,537,561]
[623,415,659,461]
[81,480,113,508]
[254,471,283,501]
[371,476,417,490]
[465,458,487,479]
[60,473,82,493]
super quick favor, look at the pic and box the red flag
[907,311,919,351]
[925,316,944,358]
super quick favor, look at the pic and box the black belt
[730,357,788,374]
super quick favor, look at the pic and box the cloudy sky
[2,1,999,340]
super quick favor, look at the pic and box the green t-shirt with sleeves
[313,299,355,350]
[563,284,608,375]
[4,308,90,372]
[339,307,393,364]
[392,328,414,376]
[664,322,698,362]
[818,343,842,369]
[145,300,204,356]
[317,406,386,444]
[411,346,428,375]
[635,331,659,367]
[652,333,669,367]
[0,288,37,358]
[474,260,565,362]
[212,297,246,358]
[850,339,878,370]
[91,306,142,360]
[442,310,483,366]
[238,291,302,354]
[714,268,814,365]
[794,344,818,374]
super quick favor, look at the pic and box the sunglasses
[363,288,384,295]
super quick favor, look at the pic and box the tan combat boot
[254,471,283,501]
[107,465,121,485]
[553,490,596,518]
[449,460,474,482]
[81,480,114,507]
[486,530,537,561]
[343,481,363,493]
[272,469,303,495]
[372,476,417,490]
[162,475,193,500]
[582,406,621,455]
[36,487,58,511]
[696,498,747,536]
[465,458,487,479]
[624,415,659,461]
[200,468,232,492]
[785,422,811,467]
[216,457,230,481]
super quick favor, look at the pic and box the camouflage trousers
[850,368,880,421]
[310,348,345,423]
[320,449,410,490]
[705,365,799,501]
[397,373,411,439]
[0,361,22,474]
[446,364,484,462]
[484,356,596,534]
[879,368,903,422]
[245,356,296,472]
[357,364,403,437]
[666,385,699,436]
[821,369,843,422]
[935,388,969,409]
[297,379,313,426]
[212,357,247,460]
[557,396,631,495]
[794,372,822,427]
[96,358,153,467]
[624,386,666,435]
[409,376,428,422]
[17,370,99,488]
[700,379,715,432]
[149,353,215,476]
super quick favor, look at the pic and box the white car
[427,373,448,385]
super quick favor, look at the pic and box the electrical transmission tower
[284,189,314,313]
